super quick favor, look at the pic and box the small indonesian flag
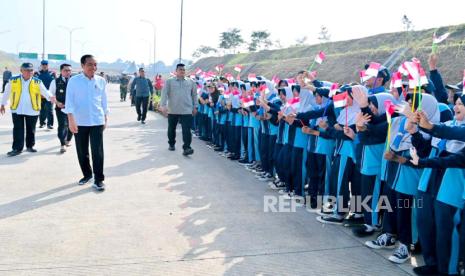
[224,73,234,81]
[196,83,202,95]
[433,32,450,44]
[309,71,318,78]
[391,72,403,88]
[400,61,420,80]
[365,62,381,77]
[333,92,348,108]
[271,75,280,85]
[329,82,339,98]
[314,51,326,64]
[359,70,371,82]
[408,74,417,89]
[224,90,231,99]
[248,73,257,81]
[419,68,429,86]
[286,97,300,112]
[384,100,396,124]
[287,78,296,85]
[195,68,202,75]
[259,83,269,94]
[215,64,224,72]
[234,64,243,72]
[232,88,240,96]
[241,96,254,108]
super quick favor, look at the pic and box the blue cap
[41,60,48,65]
[20,62,34,70]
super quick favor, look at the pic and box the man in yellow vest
[0,62,56,157]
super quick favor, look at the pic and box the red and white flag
[259,83,269,94]
[329,82,339,98]
[314,51,326,64]
[241,96,254,108]
[224,73,234,81]
[365,62,381,77]
[384,100,396,124]
[359,70,370,83]
[433,32,450,44]
[234,64,243,72]
[248,73,257,81]
[287,78,296,85]
[195,68,202,75]
[419,68,429,86]
[286,97,300,112]
[309,71,318,78]
[333,92,348,108]
[271,75,280,85]
[223,90,231,99]
[391,71,403,88]
[215,64,224,72]
[170,71,176,77]
[232,88,241,96]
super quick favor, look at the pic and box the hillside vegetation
[191,24,465,85]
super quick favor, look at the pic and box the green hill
[191,24,465,85]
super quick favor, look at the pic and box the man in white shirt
[64,55,109,191]
[0,62,56,157]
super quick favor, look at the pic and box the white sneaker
[388,243,411,264]
[365,233,397,250]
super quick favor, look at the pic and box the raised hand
[351,85,369,108]
[417,111,433,130]
[409,147,419,165]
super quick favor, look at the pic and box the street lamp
[139,39,152,67]
[179,0,184,63]
[58,25,84,63]
[140,19,157,74]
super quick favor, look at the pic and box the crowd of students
[189,53,464,275]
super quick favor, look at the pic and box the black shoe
[92,181,105,191]
[213,147,223,152]
[343,213,365,227]
[168,145,175,151]
[78,176,92,185]
[137,115,141,121]
[47,125,53,130]
[141,121,146,124]
[7,150,22,157]
[39,124,45,128]
[352,224,378,237]
[26,147,37,153]
[412,265,438,275]
[183,148,194,156]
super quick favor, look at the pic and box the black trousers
[75,125,105,182]
[2,80,8,92]
[39,101,54,126]
[135,96,149,121]
[168,114,192,150]
[12,113,38,151]
[56,109,73,146]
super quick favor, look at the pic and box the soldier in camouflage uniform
[119,74,129,102]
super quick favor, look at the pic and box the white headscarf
[431,119,465,153]
[298,88,315,113]
[372,92,396,115]
[390,93,440,152]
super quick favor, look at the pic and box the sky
[0,0,464,65]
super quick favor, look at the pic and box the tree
[219,28,244,54]
[318,26,331,43]
[294,36,308,46]
[192,45,218,59]
[248,30,273,52]
[402,15,414,48]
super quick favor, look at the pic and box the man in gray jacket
[159,63,197,156]
[130,68,153,124]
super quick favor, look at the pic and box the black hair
[240,84,246,91]
[292,84,301,93]
[176,63,185,69]
[368,95,378,109]
[278,88,287,96]
[60,63,71,71]
[297,70,305,75]
[278,80,288,87]
[80,54,94,65]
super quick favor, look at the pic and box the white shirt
[63,73,109,126]
[1,76,52,116]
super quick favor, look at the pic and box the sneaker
[141,121,146,124]
[65,141,72,147]
[183,148,194,156]
[60,146,66,153]
[258,174,274,181]
[168,145,175,151]
[388,244,411,264]
[78,176,93,185]
[316,214,345,225]
[343,213,365,227]
[365,233,397,249]
[278,189,288,195]
[26,147,37,153]
[213,147,223,152]
[412,265,438,275]
[47,125,53,130]
[7,150,22,157]
[352,224,378,237]
[269,183,284,190]
[39,124,45,128]
[92,181,105,192]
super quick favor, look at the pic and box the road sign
[19,52,38,59]
[48,54,66,61]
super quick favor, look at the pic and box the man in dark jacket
[38,60,55,129]
[2,67,12,93]
[130,68,153,124]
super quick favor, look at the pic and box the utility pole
[179,0,184,63]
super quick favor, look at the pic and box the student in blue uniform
[238,82,252,164]
[246,82,263,173]
[362,63,390,95]
[214,85,228,152]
